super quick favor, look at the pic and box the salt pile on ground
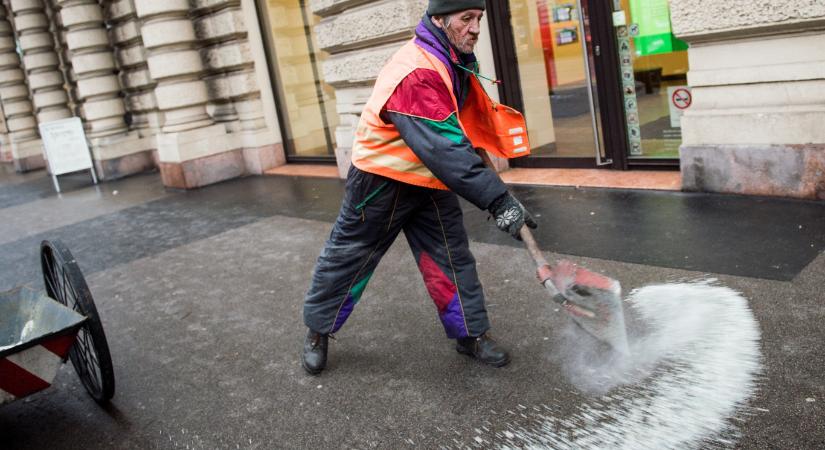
[456,281,763,449]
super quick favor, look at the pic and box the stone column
[309,0,426,177]
[0,101,9,162]
[0,3,43,171]
[672,0,825,200]
[105,0,159,135]
[55,0,127,137]
[194,0,281,174]
[135,0,213,132]
[9,0,72,124]
[44,0,155,180]
[45,0,79,117]
[135,0,242,189]
[191,0,241,128]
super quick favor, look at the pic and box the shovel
[478,151,629,354]
[519,226,630,355]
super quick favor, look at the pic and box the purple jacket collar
[414,14,477,105]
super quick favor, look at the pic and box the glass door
[613,0,688,163]
[496,0,607,167]
[258,0,339,161]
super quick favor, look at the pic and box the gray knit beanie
[427,0,486,16]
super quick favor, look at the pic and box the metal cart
[1,240,115,405]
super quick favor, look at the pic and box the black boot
[456,333,510,367]
[302,329,328,375]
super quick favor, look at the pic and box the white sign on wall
[38,117,97,193]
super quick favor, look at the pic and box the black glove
[488,192,537,240]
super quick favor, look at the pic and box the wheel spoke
[57,266,68,304]
[66,277,82,313]
[80,330,102,388]
[61,270,78,311]
[73,328,101,392]
[43,254,59,298]
[45,257,64,304]
[44,272,60,302]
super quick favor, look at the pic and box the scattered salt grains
[455,281,763,450]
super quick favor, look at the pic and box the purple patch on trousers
[439,293,469,339]
[331,294,355,333]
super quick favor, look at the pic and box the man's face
[434,9,483,54]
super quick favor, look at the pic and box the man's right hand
[488,192,537,240]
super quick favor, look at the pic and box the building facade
[0,0,822,199]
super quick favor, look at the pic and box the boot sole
[301,355,324,375]
[456,346,511,367]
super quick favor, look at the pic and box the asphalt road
[1,169,823,449]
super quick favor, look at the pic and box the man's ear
[431,15,444,29]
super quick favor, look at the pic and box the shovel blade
[545,261,630,355]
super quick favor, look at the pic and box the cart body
[0,287,86,405]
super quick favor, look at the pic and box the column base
[13,153,46,172]
[243,143,284,175]
[156,125,284,189]
[159,149,246,189]
[681,144,825,200]
[95,151,157,181]
[10,139,45,172]
[239,128,285,175]
[90,132,159,181]
[0,134,11,163]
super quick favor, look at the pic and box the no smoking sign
[672,88,692,110]
[668,86,692,128]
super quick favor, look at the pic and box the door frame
[486,0,679,170]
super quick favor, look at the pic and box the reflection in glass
[621,0,689,159]
[264,0,338,158]
[509,0,598,158]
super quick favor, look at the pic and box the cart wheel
[40,240,115,403]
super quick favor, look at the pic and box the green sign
[628,0,688,56]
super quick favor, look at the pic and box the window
[260,0,338,159]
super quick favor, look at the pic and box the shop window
[507,0,601,159]
[619,0,689,159]
[261,0,338,159]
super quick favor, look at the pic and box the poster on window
[628,0,688,56]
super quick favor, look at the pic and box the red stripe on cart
[41,333,77,359]
[0,358,51,399]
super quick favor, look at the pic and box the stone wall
[0,0,283,187]
[672,0,825,200]
[309,0,426,177]
[0,1,43,170]
[671,0,825,41]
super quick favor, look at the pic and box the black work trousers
[303,166,491,339]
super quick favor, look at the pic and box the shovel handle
[519,226,549,269]
[477,149,549,270]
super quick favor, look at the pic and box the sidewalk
[0,168,823,449]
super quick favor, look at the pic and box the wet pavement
[0,167,823,449]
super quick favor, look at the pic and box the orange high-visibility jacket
[351,39,530,191]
